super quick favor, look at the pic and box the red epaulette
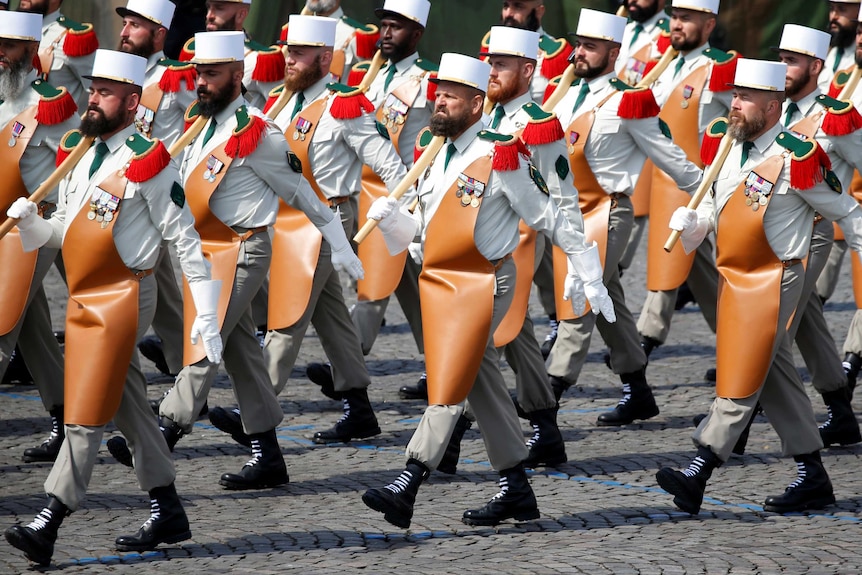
[700,117,727,166]
[263,85,284,116]
[705,48,740,93]
[158,60,197,93]
[426,72,438,102]
[827,67,855,99]
[542,74,563,105]
[656,31,672,55]
[539,35,571,80]
[56,129,85,166]
[178,38,195,62]
[346,61,371,88]
[57,17,98,58]
[817,94,862,137]
[776,131,832,191]
[609,78,660,119]
[225,106,267,159]
[478,131,530,171]
[183,101,200,133]
[414,126,434,165]
[32,80,76,125]
[249,43,286,83]
[519,102,564,146]
[352,23,380,59]
[327,83,375,120]
[123,134,171,183]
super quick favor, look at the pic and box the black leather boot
[219,428,289,490]
[2,345,33,384]
[312,388,381,444]
[115,483,191,551]
[655,445,722,514]
[137,336,176,377]
[842,352,862,397]
[398,373,428,400]
[362,459,430,529]
[305,362,342,401]
[540,315,558,360]
[208,406,252,447]
[107,416,185,469]
[437,414,472,475]
[23,406,64,463]
[4,497,68,566]
[640,336,661,362]
[763,451,835,513]
[462,463,540,526]
[819,388,862,447]
[596,368,659,426]
[522,408,567,468]
[550,375,571,402]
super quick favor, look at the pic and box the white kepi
[87,49,147,86]
[286,15,337,47]
[482,26,540,61]
[190,31,245,64]
[671,0,720,14]
[375,0,432,28]
[733,58,787,92]
[777,24,830,61]
[433,53,491,93]
[116,0,176,29]
[0,11,42,42]
[575,9,626,43]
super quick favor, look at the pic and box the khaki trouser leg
[815,238,845,301]
[503,314,556,413]
[150,244,185,375]
[843,308,862,355]
[619,215,646,272]
[532,232,557,317]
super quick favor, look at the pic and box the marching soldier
[3,48,218,566]
[115,0,199,380]
[19,0,99,112]
[659,58,862,514]
[818,0,860,92]
[616,0,670,84]
[361,52,610,529]
[0,11,77,463]
[548,9,701,423]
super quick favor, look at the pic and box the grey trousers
[406,258,529,472]
[149,243,185,375]
[815,237,845,301]
[546,195,646,384]
[532,232,557,318]
[843,308,862,356]
[160,233,284,435]
[694,263,823,462]
[45,275,176,510]
[619,214,647,272]
[0,247,64,411]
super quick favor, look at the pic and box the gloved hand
[407,241,423,265]
[189,279,223,364]
[569,242,616,323]
[563,273,585,316]
[367,196,400,233]
[669,206,709,254]
[318,214,364,280]
[365,196,417,255]
[7,197,52,251]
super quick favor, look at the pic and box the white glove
[407,241,423,265]
[569,242,616,323]
[366,196,418,255]
[189,279,223,364]
[318,214,364,280]
[669,206,709,254]
[563,273,586,316]
[367,196,399,232]
[6,197,52,252]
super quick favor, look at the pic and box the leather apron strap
[136,81,164,138]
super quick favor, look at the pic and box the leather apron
[552,93,616,321]
[63,172,140,426]
[646,65,708,291]
[714,155,785,399]
[421,156,495,405]
[840,155,862,304]
[181,140,238,366]
[0,105,39,336]
[269,98,329,331]
[356,79,418,302]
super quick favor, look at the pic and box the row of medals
[87,189,121,229]
[744,173,773,212]
[456,174,486,208]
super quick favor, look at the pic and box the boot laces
[543,319,559,343]
[336,398,351,424]
[682,455,706,478]
[142,497,161,528]
[818,406,834,430]
[490,476,510,501]
[245,438,263,467]
[42,416,61,445]
[618,383,632,407]
[383,469,414,494]
[26,507,54,531]
[526,423,541,448]
[788,460,807,489]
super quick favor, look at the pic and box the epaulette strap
[32,80,76,125]
[609,78,660,119]
[479,130,531,171]
[158,60,197,93]
[55,129,86,167]
[776,131,833,190]
[262,85,285,115]
[705,48,740,93]
[520,102,564,146]
[183,100,200,133]
[225,106,267,159]
[538,35,571,80]
[327,83,375,120]
[828,68,852,98]
[415,58,438,73]
[700,117,727,166]
[816,94,862,136]
[57,16,98,57]
[123,134,171,183]
[179,38,195,62]
[413,126,434,164]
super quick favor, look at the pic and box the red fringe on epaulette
[493,139,530,172]
[262,93,279,115]
[62,28,98,58]
[252,50,286,83]
[159,67,197,93]
[617,88,660,119]
[542,80,558,105]
[790,143,832,190]
[179,46,194,62]
[521,116,564,146]
[346,67,367,87]
[36,90,76,125]
[822,105,862,137]
[426,75,438,102]
[225,115,266,158]
[540,51,569,81]
[355,30,379,59]
[700,132,721,166]
[828,80,843,99]
[279,24,289,44]
[643,60,658,77]
[656,33,671,55]
[329,92,375,120]
[708,54,738,93]
[125,141,171,183]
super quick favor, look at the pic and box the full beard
[429,108,472,138]
[284,55,324,93]
[80,107,126,137]
[784,69,810,100]
[118,33,156,58]
[197,83,236,117]
[501,8,540,32]
[487,79,520,104]
[627,1,659,24]
[831,24,856,49]
[0,55,31,102]
[671,33,704,52]
[573,52,610,80]
[728,110,767,142]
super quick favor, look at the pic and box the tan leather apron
[421,157,495,405]
[714,155,785,399]
[646,65,708,291]
[0,105,39,336]
[493,219,537,347]
[269,98,329,331]
[63,172,140,426]
[356,79,418,302]
[181,140,238,366]
[552,94,616,321]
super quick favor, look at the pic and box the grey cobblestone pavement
[2,233,861,574]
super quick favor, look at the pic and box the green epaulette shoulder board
[59,129,83,151]
[184,100,200,124]
[31,78,64,100]
[539,35,568,58]
[478,130,516,144]
[124,132,158,157]
[158,58,194,70]
[234,105,255,133]
[816,93,854,113]
[521,101,554,122]
[268,84,285,99]
[416,126,434,149]
[609,77,635,92]
[657,18,670,33]
[341,15,378,34]
[245,39,272,53]
[480,30,491,49]
[703,47,734,64]
[775,130,814,158]
[415,58,438,73]
[123,132,171,183]
[706,117,728,138]
[56,15,91,32]
[327,82,362,96]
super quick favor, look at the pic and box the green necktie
[673,55,685,79]
[444,142,456,170]
[783,102,799,127]
[88,142,109,178]
[384,63,397,92]
[491,104,505,130]
[201,118,217,147]
[290,91,306,121]
[572,81,590,115]
[740,141,754,167]
[833,46,845,73]
[629,23,644,48]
